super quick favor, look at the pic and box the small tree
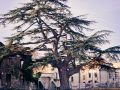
[1,0,120,89]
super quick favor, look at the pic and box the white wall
[100,70,108,83]
[69,73,80,89]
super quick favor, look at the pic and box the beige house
[34,61,120,90]
[69,63,116,89]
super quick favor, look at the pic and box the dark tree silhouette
[0,0,120,89]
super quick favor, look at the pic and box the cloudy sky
[0,0,120,49]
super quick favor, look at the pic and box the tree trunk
[58,67,70,90]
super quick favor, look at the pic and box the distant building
[37,60,120,90]
[69,63,116,89]
[33,64,60,90]
[0,54,22,88]
[0,42,30,89]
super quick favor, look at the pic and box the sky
[0,0,120,49]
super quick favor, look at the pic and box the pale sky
[0,0,120,49]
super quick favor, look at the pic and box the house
[0,42,34,89]
[37,59,119,90]
[33,64,60,90]
[0,42,22,88]
[69,63,116,89]
[112,62,120,87]
[0,54,22,88]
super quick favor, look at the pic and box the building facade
[38,62,120,90]
[69,64,116,89]
[0,55,22,88]
[0,42,33,89]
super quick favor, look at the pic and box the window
[0,73,1,79]
[94,73,97,78]
[83,75,85,80]
[71,76,74,82]
[89,73,91,78]
[115,72,119,79]
[6,74,11,81]
[88,80,91,83]
[56,72,58,79]
[109,72,112,79]
[83,82,85,83]
[94,81,98,83]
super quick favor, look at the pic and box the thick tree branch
[36,18,48,40]
[18,36,55,45]
[68,64,85,77]
[40,19,58,39]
